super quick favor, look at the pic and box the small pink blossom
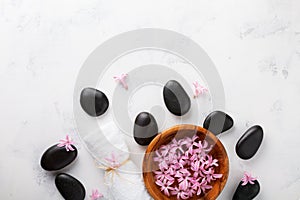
[190,160,205,178]
[170,138,185,153]
[90,189,103,200]
[170,160,183,170]
[57,135,75,151]
[193,81,208,98]
[241,172,257,186]
[155,179,174,196]
[171,187,190,200]
[160,144,172,157]
[192,140,212,156]
[199,179,212,193]
[104,152,120,169]
[203,168,222,183]
[154,170,174,182]
[113,73,128,90]
[158,160,169,171]
[153,151,164,163]
[182,135,198,148]
[205,155,219,167]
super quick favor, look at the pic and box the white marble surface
[1,0,300,199]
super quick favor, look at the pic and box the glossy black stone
[236,125,263,160]
[134,112,158,146]
[233,180,260,200]
[55,173,86,200]
[40,144,77,171]
[80,87,109,117]
[163,80,191,116]
[203,111,234,135]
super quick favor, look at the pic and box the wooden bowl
[143,124,229,200]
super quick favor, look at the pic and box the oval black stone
[236,125,263,160]
[55,173,86,200]
[233,180,260,200]
[40,144,77,171]
[80,87,109,117]
[163,80,191,116]
[203,111,234,135]
[134,112,158,146]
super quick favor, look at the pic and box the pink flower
[154,170,174,182]
[104,152,120,169]
[203,167,223,183]
[190,160,202,172]
[199,179,212,193]
[182,135,198,148]
[167,152,179,163]
[160,144,172,157]
[175,168,191,180]
[189,153,198,162]
[153,151,163,163]
[193,140,213,156]
[241,172,257,186]
[158,160,169,171]
[205,155,219,167]
[179,154,190,166]
[190,160,205,179]
[170,138,185,153]
[113,73,128,90]
[171,187,190,200]
[90,189,103,200]
[175,169,191,191]
[57,135,75,151]
[166,167,176,176]
[193,81,208,98]
[170,159,183,170]
[155,179,174,196]
[178,179,189,191]
[192,142,205,157]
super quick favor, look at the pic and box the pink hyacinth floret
[113,73,128,90]
[241,172,257,186]
[104,152,121,169]
[193,81,208,98]
[90,189,103,200]
[57,135,75,152]
[153,135,223,199]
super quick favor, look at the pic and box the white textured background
[1,0,300,199]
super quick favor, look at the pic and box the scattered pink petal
[57,135,75,151]
[193,81,208,98]
[90,189,103,200]
[241,172,257,186]
[113,73,128,90]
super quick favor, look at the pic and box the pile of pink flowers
[153,135,223,199]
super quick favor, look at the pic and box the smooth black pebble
[233,180,260,200]
[134,112,158,146]
[80,87,109,117]
[55,173,86,200]
[163,80,191,116]
[40,144,77,171]
[203,111,234,135]
[236,125,263,160]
